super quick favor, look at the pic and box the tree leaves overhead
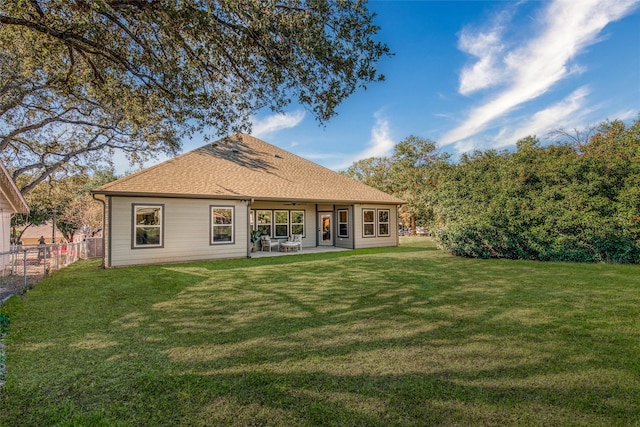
[0,0,389,193]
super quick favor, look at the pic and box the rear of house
[0,162,29,269]
[93,135,403,267]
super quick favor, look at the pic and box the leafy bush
[433,119,640,263]
[0,313,8,336]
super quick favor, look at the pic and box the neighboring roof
[0,162,29,214]
[94,134,404,204]
[18,222,67,242]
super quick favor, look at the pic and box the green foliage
[55,219,79,243]
[10,203,51,244]
[1,1,389,195]
[434,119,640,263]
[250,229,262,244]
[344,135,449,230]
[342,157,392,193]
[0,313,8,336]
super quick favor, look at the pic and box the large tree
[1,0,389,194]
[343,135,448,232]
[11,168,117,243]
[389,135,447,232]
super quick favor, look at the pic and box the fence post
[22,248,27,290]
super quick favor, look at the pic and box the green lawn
[1,237,639,426]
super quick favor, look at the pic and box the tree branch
[0,13,171,94]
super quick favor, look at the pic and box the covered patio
[250,245,349,258]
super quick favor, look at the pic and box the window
[133,204,163,248]
[338,209,349,237]
[256,210,272,236]
[251,209,304,237]
[211,206,234,244]
[363,209,375,237]
[274,211,289,238]
[378,209,390,236]
[291,210,304,235]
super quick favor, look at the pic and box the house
[0,162,29,255]
[17,222,68,246]
[92,134,404,267]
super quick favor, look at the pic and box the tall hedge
[433,119,640,263]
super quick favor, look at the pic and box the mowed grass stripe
[1,237,639,426]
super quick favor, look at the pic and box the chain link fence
[0,242,89,303]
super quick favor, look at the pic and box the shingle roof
[0,162,29,214]
[93,134,404,204]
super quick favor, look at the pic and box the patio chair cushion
[287,234,302,250]
[260,236,279,252]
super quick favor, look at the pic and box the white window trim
[290,210,305,237]
[211,206,235,245]
[338,209,349,238]
[256,210,273,236]
[362,209,376,238]
[378,209,390,237]
[132,204,164,249]
[274,210,290,238]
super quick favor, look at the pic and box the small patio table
[280,241,300,252]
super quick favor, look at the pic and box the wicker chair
[287,234,302,251]
[260,236,279,252]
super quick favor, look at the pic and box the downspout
[92,193,107,268]
[247,198,254,258]
[397,204,401,246]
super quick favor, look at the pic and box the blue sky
[121,0,640,173]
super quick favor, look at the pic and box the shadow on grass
[1,242,639,425]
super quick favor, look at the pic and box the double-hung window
[251,209,304,237]
[256,210,272,236]
[274,210,289,238]
[291,210,304,235]
[338,209,349,237]
[133,204,163,248]
[363,209,375,237]
[378,209,390,236]
[211,206,234,244]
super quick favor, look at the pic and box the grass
[0,237,639,426]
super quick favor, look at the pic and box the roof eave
[91,190,404,205]
[0,163,29,214]
[90,190,250,200]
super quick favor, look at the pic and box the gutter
[91,193,107,268]
[91,190,404,206]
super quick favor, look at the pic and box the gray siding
[108,197,248,267]
[335,206,354,249]
[353,204,399,249]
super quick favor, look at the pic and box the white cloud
[251,110,306,137]
[441,0,640,150]
[357,112,395,159]
[458,8,512,95]
[449,87,593,153]
[323,112,395,170]
[453,138,479,154]
[494,86,592,148]
[614,109,639,121]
